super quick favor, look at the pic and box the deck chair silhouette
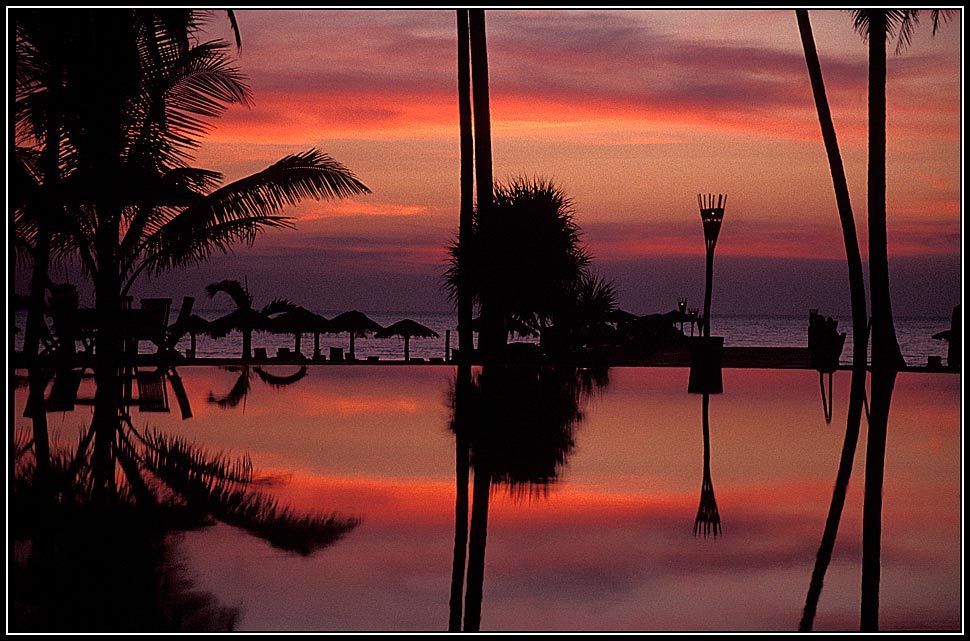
[135,298,173,355]
[155,297,195,359]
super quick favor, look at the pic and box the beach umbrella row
[187,293,446,361]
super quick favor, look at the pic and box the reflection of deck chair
[47,368,85,412]
[136,368,170,412]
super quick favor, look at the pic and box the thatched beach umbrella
[327,310,383,360]
[376,318,440,362]
[184,314,211,359]
[206,307,271,360]
[268,307,329,359]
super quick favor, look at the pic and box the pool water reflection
[11,365,961,632]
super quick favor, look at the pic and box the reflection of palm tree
[450,364,606,631]
[800,366,870,631]
[12,394,358,630]
[693,393,721,538]
[208,365,308,410]
[795,11,876,631]
[848,10,950,631]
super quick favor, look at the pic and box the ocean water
[12,309,953,368]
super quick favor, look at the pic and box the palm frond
[253,366,308,388]
[261,297,300,318]
[205,278,252,310]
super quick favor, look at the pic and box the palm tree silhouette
[14,10,370,499]
[446,177,597,362]
[847,11,951,630]
[850,10,951,373]
[205,279,302,361]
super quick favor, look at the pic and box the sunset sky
[39,8,966,317]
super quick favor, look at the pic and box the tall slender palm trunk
[469,9,502,362]
[457,9,474,363]
[866,11,903,372]
[795,11,872,631]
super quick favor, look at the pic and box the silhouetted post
[445,329,452,363]
[689,194,726,394]
[698,193,725,338]
[678,297,687,332]
[947,304,960,370]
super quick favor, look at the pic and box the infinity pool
[11,365,961,632]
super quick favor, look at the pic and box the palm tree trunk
[867,10,904,372]
[795,12,872,630]
[457,9,475,363]
[469,9,502,362]
[404,336,411,362]
[242,328,252,361]
[91,247,124,503]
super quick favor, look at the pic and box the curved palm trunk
[448,363,472,631]
[469,9,502,362]
[457,8,475,364]
[795,11,873,631]
[867,11,904,372]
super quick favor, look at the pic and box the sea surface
[13,309,954,368]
